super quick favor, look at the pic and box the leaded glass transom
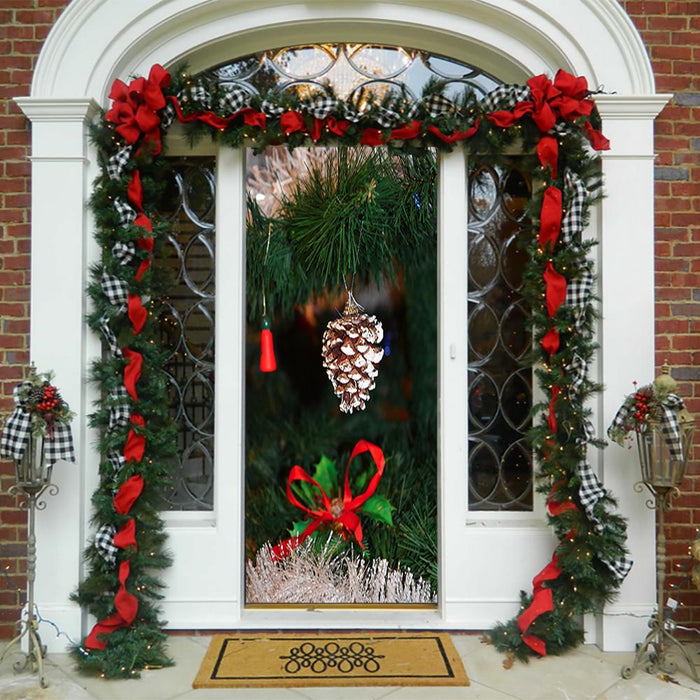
[467,164,533,511]
[201,43,500,102]
[156,158,216,511]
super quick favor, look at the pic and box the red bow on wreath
[105,64,171,154]
[270,440,385,560]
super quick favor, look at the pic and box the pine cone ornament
[322,297,384,414]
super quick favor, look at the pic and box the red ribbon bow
[271,440,385,560]
[105,64,170,154]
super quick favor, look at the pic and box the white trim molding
[19,0,667,652]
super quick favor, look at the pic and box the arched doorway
[19,0,666,651]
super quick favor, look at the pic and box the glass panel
[201,43,500,101]
[468,164,533,511]
[155,157,216,511]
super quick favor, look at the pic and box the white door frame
[17,0,667,652]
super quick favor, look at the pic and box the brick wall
[0,0,698,639]
[620,0,700,632]
[0,0,71,638]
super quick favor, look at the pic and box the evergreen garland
[75,62,629,677]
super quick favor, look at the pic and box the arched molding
[34,0,656,103]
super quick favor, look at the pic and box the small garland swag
[73,62,632,677]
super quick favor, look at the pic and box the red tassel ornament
[260,316,277,372]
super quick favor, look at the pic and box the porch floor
[2,633,700,699]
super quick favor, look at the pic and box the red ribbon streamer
[326,116,349,136]
[241,108,267,129]
[84,561,139,650]
[113,518,137,550]
[122,348,142,401]
[582,121,610,151]
[547,385,561,433]
[537,135,558,178]
[127,293,147,335]
[271,440,385,560]
[360,128,385,146]
[389,120,422,141]
[544,262,567,318]
[517,554,561,655]
[539,186,562,250]
[541,327,560,356]
[280,110,305,135]
[114,474,144,515]
[127,170,143,211]
[123,414,146,464]
[426,119,479,144]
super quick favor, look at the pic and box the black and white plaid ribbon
[561,170,587,246]
[302,96,338,119]
[566,353,587,396]
[374,105,401,128]
[94,523,118,566]
[101,271,128,307]
[108,451,126,475]
[107,386,131,432]
[113,197,135,227]
[261,99,285,117]
[341,106,363,123]
[480,84,531,114]
[603,553,634,582]
[179,84,212,109]
[422,93,455,117]
[608,393,686,460]
[565,270,593,330]
[160,101,176,129]
[112,241,135,266]
[98,315,122,359]
[218,88,251,113]
[107,146,133,181]
[0,382,75,466]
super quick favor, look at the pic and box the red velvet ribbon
[427,119,479,144]
[280,110,305,135]
[271,440,385,560]
[113,518,137,550]
[114,474,144,515]
[547,385,561,434]
[122,348,142,401]
[360,128,385,146]
[127,170,143,211]
[389,120,422,141]
[582,121,610,151]
[544,262,567,318]
[123,414,146,463]
[84,560,139,649]
[106,64,170,154]
[133,226,154,281]
[539,186,562,250]
[516,554,561,655]
[537,135,558,179]
[487,70,594,135]
[326,116,349,136]
[241,108,267,129]
[127,294,147,335]
[541,327,560,356]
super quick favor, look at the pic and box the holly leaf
[312,455,338,498]
[360,494,395,526]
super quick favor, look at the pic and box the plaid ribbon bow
[0,382,75,466]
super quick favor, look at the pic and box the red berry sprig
[632,390,650,422]
[36,384,60,413]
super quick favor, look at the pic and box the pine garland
[75,62,628,676]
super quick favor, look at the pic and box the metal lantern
[635,411,695,489]
[14,430,52,493]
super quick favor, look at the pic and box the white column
[14,97,100,652]
[594,94,671,651]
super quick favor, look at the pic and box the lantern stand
[621,407,698,682]
[0,432,57,689]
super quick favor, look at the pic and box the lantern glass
[635,419,695,489]
[14,432,51,491]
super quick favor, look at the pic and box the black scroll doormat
[193,631,469,688]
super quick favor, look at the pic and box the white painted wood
[20,0,663,651]
[160,145,246,628]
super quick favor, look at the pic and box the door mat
[193,631,469,688]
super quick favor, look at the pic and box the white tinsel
[246,538,435,605]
